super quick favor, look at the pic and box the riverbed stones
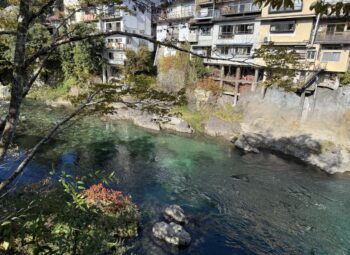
[152,222,191,246]
[164,204,188,224]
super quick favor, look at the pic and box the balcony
[101,10,121,19]
[166,32,180,41]
[220,3,260,16]
[315,32,350,44]
[106,42,125,50]
[157,10,194,21]
[195,8,215,19]
[197,0,214,5]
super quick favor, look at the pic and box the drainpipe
[311,13,321,46]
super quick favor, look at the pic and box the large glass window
[270,21,295,33]
[322,52,341,62]
[219,25,234,38]
[269,0,302,13]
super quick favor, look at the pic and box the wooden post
[219,65,224,89]
[234,66,241,106]
[251,68,259,92]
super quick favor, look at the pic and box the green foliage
[338,71,350,86]
[59,23,104,82]
[124,46,153,77]
[0,170,138,255]
[172,106,209,133]
[254,42,301,90]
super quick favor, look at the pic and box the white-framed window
[322,52,341,62]
[219,25,234,38]
[306,50,316,60]
[235,24,254,34]
[108,52,114,60]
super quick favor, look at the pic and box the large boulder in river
[164,205,188,224]
[152,222,191,246]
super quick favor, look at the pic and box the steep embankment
[235,87,350,174]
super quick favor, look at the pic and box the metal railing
[195,8,215,19]
[218,32,234,39]
[106,43,125,50]
[315,33,350,42]
[220,3,260,15]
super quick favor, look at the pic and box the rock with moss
[203,116,241,141]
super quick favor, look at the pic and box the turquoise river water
[1,101,350,255]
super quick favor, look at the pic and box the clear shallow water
[1,101,350,255]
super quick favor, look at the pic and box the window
[335,24,345,32]
[116,22,121,31]
[106,23,113,31]
[219,25,234,38]
[322,52,341,62]
[306,50,316,60]
[200,26,211,36]
[269,0,302,13]
[234,47,251,55]
[108,52,114,60]
[219,46,231,55]
[270,21,295,33]
[235,24,254,34]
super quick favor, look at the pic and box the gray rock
[203,116,241,141]
[235,132,350,174]
[160,117,194,134]
[133,114,161,131]
[152,222,191,246]
[164,205,188,224]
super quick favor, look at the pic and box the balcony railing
[82,10,121,21]
[195,8,215,19]
[197,0,214,5]
[106,43,125,50]
[157,10,194,20]
[220,3,260,15]
[315,32,350,43]
[218,32,234,39]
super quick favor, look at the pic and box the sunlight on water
[2,101,350,255]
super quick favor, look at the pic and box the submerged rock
[164,205,188,224]
[152,221,191,246]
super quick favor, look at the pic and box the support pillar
[298,89,306,120]
[219,65,224,89]
[234,66,241,106]
[251,68,259,92]
[102,65,107,84]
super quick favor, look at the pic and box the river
[1,101,350,255]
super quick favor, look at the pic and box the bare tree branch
[28,0,57,24]
[0,30,17,36]
[0,91,99,192]
[25,30,263,68]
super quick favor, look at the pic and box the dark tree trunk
[0,0,29,159]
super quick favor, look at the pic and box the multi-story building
[63,0,157,82]
[154,0,195,57]
[188,0,262,103]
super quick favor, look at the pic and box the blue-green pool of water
[1,101,350,254]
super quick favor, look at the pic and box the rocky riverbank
[41,85,350,174]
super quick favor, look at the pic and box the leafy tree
[254,42,302,91]
[124,46,153,77]
[338,71,350,86]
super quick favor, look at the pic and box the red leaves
[84,183,132,214]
